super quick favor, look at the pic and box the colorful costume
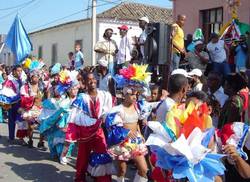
[65,90,113,182]
[216,122,250,182]
[39,96,72,158]
[146,102,226,182]
[0,74,22,140]
[16,83,43,139]
[39,70,78,158]
[105,104,148,161]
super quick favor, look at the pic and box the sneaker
[28,140,34,148]
[37,141,47,151]
[60,156,68,165]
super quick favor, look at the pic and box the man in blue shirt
[74,43,84,70]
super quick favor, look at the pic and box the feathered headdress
[114,64,151,88]
[23,58,45,71]
[56,70,79,95]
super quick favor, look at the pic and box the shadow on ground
[5,162,74,182]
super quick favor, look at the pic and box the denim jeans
[172,52,181,71]
[108,62,115,76]
[212,62,231,77]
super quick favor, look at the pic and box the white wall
[30,20,92,66]
[29,18,142,67]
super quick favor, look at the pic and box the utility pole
[91,0,96,66]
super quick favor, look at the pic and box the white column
[91,0,97,66]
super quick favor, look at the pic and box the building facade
[29,2,172,66]
[172,0,250,41]
[29,19,142,66]
[0,34,14,66]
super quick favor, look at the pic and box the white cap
[171,69,191,78]
[138,16,149,23]
[194,40,203,46]
[97,58,108,67]
[188,69,202,77]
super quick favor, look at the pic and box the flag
[5,14,33,64]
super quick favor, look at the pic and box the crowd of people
[0,14,250,182]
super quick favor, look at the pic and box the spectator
[188,68,203,91]
[67,52,75,70]
[172,14,186,70]
[116,25,133,70]
[233,35,248,72]
[97,58,115,97]
[137,16,149,63]
[186,40,209,73]
[74,43,84,71]
[207,33,230,77]
[207,71,228,108]
[184,33,193,52]
[218,73,248,128]
[94,28,118,76]
[156,73,189,122]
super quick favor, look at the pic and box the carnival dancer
[16,69,43,147]
[60,71,80,165]
[105,64,153,182]
[146,100,226,182]
[65,71,113,182]
[0,65,23,142]
[39,70,78,159]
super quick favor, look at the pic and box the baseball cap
[171,69,191,78]
[97,58,108,67]
[118,25,129,31]
[188,69,202,77]
[138,16,149,23]
[194,40,203,46]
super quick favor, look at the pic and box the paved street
[0,122,135,182]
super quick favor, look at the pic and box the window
[51,43,57,65]
[38,46,43,59]
[200,7,223,42]
[8,53,11,64]
[75,39,82,49]
[4,53,6,63]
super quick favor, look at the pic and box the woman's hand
[222,144,241,161]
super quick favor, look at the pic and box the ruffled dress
[39,96,72,158]
[16,83,43,138]
[105,101,151,161]
[0,75,21,109]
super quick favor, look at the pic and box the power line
[0,0,37,20]
[21,0,42,18]
[0,0,35,11]
[29,0,122,32]
[29,10,85,31]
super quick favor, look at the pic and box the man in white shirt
[138,16,149,63]
[156,73,189,122]
[117,25,133,70]
[207,33,230,77]
[94,28,118,76]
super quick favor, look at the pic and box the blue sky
[0,0,172,34]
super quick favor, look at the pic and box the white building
[0,34,14,66]
[29,2,172,66]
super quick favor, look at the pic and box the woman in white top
[105,86,148,182]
